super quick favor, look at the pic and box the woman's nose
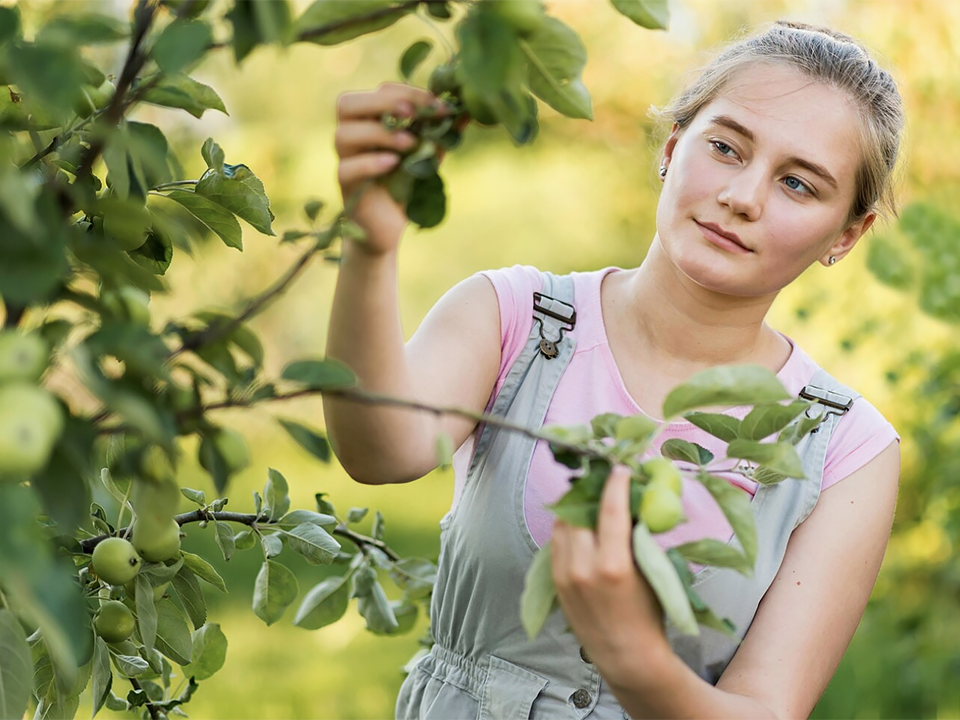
[717,169,765,221]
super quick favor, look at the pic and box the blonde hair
[656,21,904,223]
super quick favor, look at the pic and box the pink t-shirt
[452,265,899,550]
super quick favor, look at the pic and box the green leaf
[281,358,356,389]
[252,560,299,625]
[37,12,128,45]
[662,365,791,419]
[154,599,193,666]
[188,623,227,681]
[520,542,558,640]
[263,468,291,520]
[293,574,351,630]
[154,20,213,74]
[284,523,341,565]
[180,551,227,593]
[294,0,413,46]
[278,418,331,462]
[457,6,521,97]
[7,42,85,115]
[165,190,243,250]
[261,533,283,559]
[389,558,436,601]
[614,414,658,442]
[111,653,148,677]
[406,173,446,229]
[633,523,698,635]
[358,580,399,634]
[372,510,385,541]
[277,509,337,531]
[0,486,90,684]
[610,0,670,29]
[0,163,39,235]
[779,413,824,446]
[129,225,173,275]
[172,566,207,629]
[252,0,293,44]
[661,438,713,466]
[180,488,206,506]
[91,637,112,718]
[673,539,753,575]
[726,440,805,479]
[347,507,368,524]
[521,17,593,120]
[141,73,228,118]
[549,485,598,528]
[0,6,22,44]
[0,609,32,720]
[135,574,158,655]
[214,521,236,561]
[399,39,432,80]
[740,402,808,441]
[685,412,741,442]
[696,471,757,566]
[195,160,274,236]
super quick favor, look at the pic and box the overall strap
[466,271,578,479]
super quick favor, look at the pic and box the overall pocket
[478,655,549,720]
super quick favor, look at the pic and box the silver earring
[659,165,667,178]
[828,256,837,265]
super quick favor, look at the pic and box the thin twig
[129,677,161,720]
[79,509,401,562]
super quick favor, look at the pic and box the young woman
[323,21,903,720]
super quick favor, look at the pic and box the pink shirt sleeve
[821,396,899,490]
[478,265,544,398]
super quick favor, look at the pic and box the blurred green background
[14,0,960,717]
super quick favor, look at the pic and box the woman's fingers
[596,465,634,564]
[337,82,442,122]
[334,120,419,158]
[338,153,401,189]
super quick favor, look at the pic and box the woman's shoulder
[781,338,900,489]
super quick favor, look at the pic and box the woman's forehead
[695,63,862,181]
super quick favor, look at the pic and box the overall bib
[397,272,858,720]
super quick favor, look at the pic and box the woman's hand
[334,82,445,256]
[551,466,669,684]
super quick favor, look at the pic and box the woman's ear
[661,122,681,170]
[821,212,877,266]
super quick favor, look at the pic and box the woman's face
[655,62,873,298]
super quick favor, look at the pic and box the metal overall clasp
[533,292,577,359]
[799,384,854,433]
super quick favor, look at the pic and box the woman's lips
[695,220,753,254]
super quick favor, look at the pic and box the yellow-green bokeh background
[15,0,960,717]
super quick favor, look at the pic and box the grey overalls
[397,272,859,720]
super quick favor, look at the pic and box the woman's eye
[783,176,811,194]
[712,141,735,156]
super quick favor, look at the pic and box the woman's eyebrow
[708,114,839,190]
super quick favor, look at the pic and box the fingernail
[378,153,400,168]
[397,101,414,117]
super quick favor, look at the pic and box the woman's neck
[608,238,788,376]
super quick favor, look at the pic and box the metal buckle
[533,292,576,360]
[799,385,854,413]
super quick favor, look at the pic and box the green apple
[0,384,64,478]
[95,600,136,643]
[160,0,211,18]
[488,0,545,36]
[91,537,142,586]
[0,330,49,383]
[103,204,151,252]
[133,518,182,563]
[461,85,498,126]
[428,64,460,96]
[640,483,684,533]
[643,457,683,495]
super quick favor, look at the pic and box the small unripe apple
[133,518,182,563]
[643,457,683,495]
[91,537,142,586]
[0,330,49,383]
[95,600,136,643]
[461,85,498,126]
[0,384,64,478]
[640,483,684,533]
[488,0,545,37]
